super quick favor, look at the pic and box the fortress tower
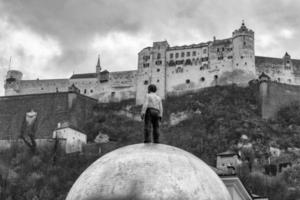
[232,21,256,77]
[136,41,169,104]
[4,70,23,96]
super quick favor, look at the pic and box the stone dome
[66,144,231,200]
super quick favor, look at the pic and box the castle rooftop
[168,42,208,50]
[70,73,97,79]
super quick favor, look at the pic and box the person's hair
[148,84,157,93]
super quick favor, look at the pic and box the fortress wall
[255,56,299,85]
[260,81,300,119]
[165,39,250,95]
[165,46,211,93]
[0,93,69,140]
[68,94,98,131]
[0,92,97,140]
[68,71,137,102]
[166,64,217,94]
[110,70,137,86]
[17,79,70,95]
[209,39,233,76]
[110,71,137,101]
[70,78,97,96]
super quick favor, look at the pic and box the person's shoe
[144,140,150,143]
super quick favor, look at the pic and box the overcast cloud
[0,0,300,95]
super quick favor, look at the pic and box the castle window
[41,88,44,90]
[201,57,208,62]
[155,60,162,65]
[245,62,247,65]
[175,53,179,58]
[157,79,160,83]
[157,68,160,72]
[176,67,184,73]
[236,63,239,66]
[90,89,93,93]
[227,56,233,59]
[287,60,290,64]
[217,48,219,52]
[288,79,291,83]
[144,80,148,85]
[181,52,185,57]
[222,47,225,51]
[278,78,280,82]
[168,60,176,66]
[241,56,244,59]
[214,75,218,79]
[84,89,87,94]
[186,79,190,84]
[170,53,173,59]
[244,41,246,46]
[157,53,161,59]
[175,60,184,65]
[143,63,150,68]
[200,66,204,70]
[192,51,196,56]
[143,55,150,61]
[201,77,205,82]
[111,92,115,97]
[203,49,207,54]
[187,52,190,57]
[185,59,192,66]
[218,56,223,60]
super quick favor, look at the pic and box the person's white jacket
[141,93,163,117]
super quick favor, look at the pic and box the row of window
[144,76,218,86]
[168,58,208,67]
[169,50,207,59]
[217,55,249,60]
[216,47,233,52]
[143,60,163,68]
[144,53,249,66]
[84,89,94,94]
[143,74,220,86]
[143,48,209,61]
[145,55,246,65]
[235,62,248,66]
[175,64,211,73]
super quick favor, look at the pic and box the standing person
[141,84,163,143]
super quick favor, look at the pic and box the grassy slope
[99,83,271,165]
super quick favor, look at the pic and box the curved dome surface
[66,144,231,200]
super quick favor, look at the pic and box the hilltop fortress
[4,22,300,104]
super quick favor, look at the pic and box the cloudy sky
[0,0,299,95]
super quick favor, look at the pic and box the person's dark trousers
[144,108,160,143]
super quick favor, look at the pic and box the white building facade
[136,22,256,104]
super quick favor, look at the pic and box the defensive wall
[0,92,97,140]
[260,81,300,119]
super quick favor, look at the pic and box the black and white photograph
[0,0,300,199]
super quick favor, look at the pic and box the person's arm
[141,94,149,118]
[159,98,163,118]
